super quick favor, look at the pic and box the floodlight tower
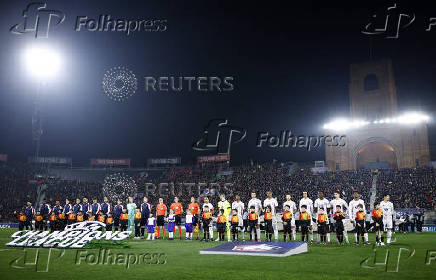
[24,47,61,160]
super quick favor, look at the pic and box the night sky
[1,0,435,166]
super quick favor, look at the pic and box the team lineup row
[14,190,395,246]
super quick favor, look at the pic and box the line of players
[14,190,395,245]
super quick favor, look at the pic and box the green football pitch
[0,229,435,280]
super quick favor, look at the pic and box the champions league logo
[6,221,132,248]
[200,241,308,257]
[64,221,106,231]
[232,244,282,252]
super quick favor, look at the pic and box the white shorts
[383,218,393,229]
[272,217,277,230]
[238,215,243,227]
[291,219,296,227]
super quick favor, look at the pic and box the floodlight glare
[23,47,61,79]
[323,112,431,131]
[323,118,369,131]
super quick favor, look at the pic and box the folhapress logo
[10,2,65,38]
[11,2,167,39]
[193,119,246,154]
[362,3,415,38]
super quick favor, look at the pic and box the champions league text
[6,222,131,248]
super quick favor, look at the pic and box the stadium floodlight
[374,112,430,125]
[393,112,430,124]
[324,112,430,131]
[323,118,369,131]
[23,46,61,79]
[22,46,62,159]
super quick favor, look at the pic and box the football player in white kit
[299,191,314,242]
[314,192,331,243]
[283,194,297,240]
[330,192,350,243]
[348,191,369,244]
[247,191,263,241]
[232,195,245,240]
[380,195,395,245]
[202,197,214,241]
[263,191,279,241]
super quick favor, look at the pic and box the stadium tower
[325,58,430,170]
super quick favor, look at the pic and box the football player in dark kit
[24,202,35,230]
[39,199,51,231]
[140,197,152,237]
[113,199,124,231]
[100,196,111,215]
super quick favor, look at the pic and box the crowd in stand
[376,167,435,209]
[0,164,38,221]
[0,162,435,222]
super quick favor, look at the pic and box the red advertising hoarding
[90,158,131,166]
[0,154,7,162]
[197,154,230,163]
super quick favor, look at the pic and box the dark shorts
[356,221,366,233]
[192,215,199,226]
[264,221,273,233]
[203,220,210,229]
[175,215,182,226]
[140,217,148,226]
[318,223,327,234]
[157,215,165,226]
[248,221,257,229]
[283,220,292,233]
[217,223,226,233]
[335,222,344,233]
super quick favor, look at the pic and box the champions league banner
[200,242,308,257]
[6,221,131,248]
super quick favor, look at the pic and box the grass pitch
[0,229,435,280]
